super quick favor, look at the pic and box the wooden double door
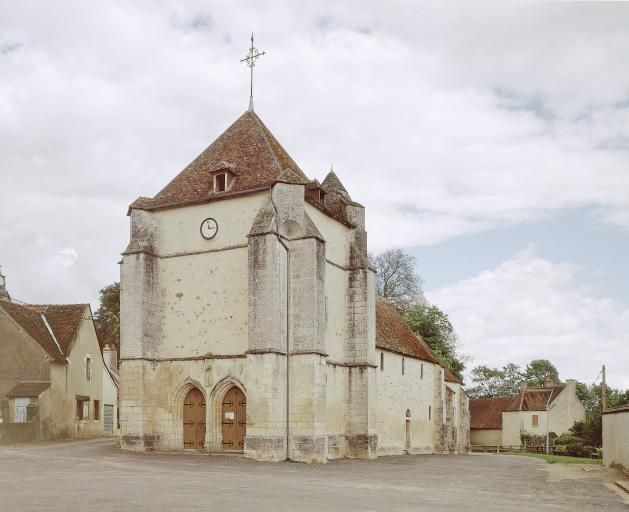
[183,388,206,449]
[222,386,246,451]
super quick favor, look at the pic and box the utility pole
[601,364,607,412]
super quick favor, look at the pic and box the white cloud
[0,1,628,308]
[428,249,629,389]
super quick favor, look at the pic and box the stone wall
[375,350,436,455]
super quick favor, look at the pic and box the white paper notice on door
[225,412,235,420]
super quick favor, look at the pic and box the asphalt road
[0,438,626,511]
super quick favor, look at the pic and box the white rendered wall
[603,410,629,471]
[376,350,436,455]
[471,429,502,446]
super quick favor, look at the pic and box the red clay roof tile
[0,302,86,362]
[375,298,440,365]
[469,396,516,429]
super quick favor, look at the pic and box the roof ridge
[250,111,309,181]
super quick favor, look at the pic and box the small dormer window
[213,171,234,193]
[318,189,326,202]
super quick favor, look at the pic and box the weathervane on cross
[241,33,266,112]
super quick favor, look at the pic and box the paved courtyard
[0,438,626,511]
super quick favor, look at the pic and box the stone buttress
[119,209,162,451]
[342,201,378,459]
[245,174,327,462]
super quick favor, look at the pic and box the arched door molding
[206,377,246,452]
[172,377,207,450]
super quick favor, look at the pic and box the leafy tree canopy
[370,248,467,380]
[403,302,466,379]
[466,362,524,399]
[94,282,120,350]
[524,359,560,387]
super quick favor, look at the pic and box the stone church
[119,107,469,462]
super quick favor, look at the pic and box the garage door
[103,404,114,434]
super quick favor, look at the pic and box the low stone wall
[0,422,40,443]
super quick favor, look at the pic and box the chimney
[519,381,527,392]
[544,377,555,388]
[103,344,118,371]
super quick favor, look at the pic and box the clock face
[200,218,218,240]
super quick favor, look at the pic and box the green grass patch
[499,452,602,465]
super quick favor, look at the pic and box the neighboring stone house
[119,108,470,462]
[602,403,629,474]
[469,380,585,448]
[0,290,118,442]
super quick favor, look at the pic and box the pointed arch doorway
[222,386,246,451]
[183,388,206,449]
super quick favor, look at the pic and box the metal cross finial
[241,33,266,112]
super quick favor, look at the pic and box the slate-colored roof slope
[504,385,566,412]
[0,301,86,362]
[6,381,51,398]
[469,396,515,429]
[375,298,440,365]
[131,110,308,210]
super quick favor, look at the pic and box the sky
[1,1,628,389]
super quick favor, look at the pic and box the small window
[319,190,326,202]
[86,356,92,381]
[13,398,29,423]
[94,400,100,421]
[76,399,89,420]
[215,173,227,192]
[532,414,539,427]
[402,357,405,375]
[380,352,384,371]
[428,405,432,421]
[420,363,424,380]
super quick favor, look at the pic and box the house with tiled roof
[0,283,118,442]
[119,105,470,462]
[469,379,585,447]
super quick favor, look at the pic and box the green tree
[94,282,120,350]
[403,302,466,379]
[524,359,560,387]
[570,383,628,447]
[466,363,524,399]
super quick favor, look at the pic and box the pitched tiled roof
[375,298,440,365]
[0,302,86,362]
[414,334,462,384]
[443,367,462,385]
[469,396,516,429]
[504,385,566,412]
[6,381,51,398]
[602,403,629,414]
[470,385,569,429]
[129,110,356,228]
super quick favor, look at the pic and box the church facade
[119,109,469,462]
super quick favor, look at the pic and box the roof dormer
[209,161,236,193]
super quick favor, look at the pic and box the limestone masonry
[119,109,469,462]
